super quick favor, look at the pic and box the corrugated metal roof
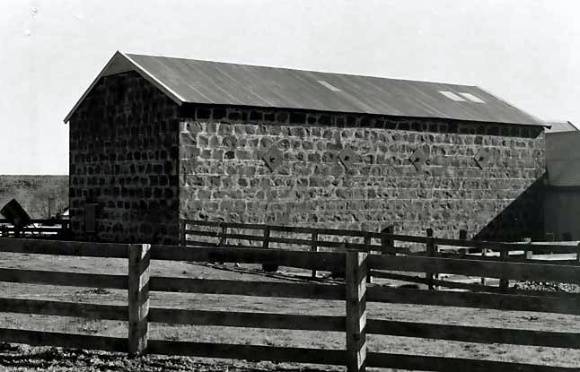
[546,121,578,134]
[65,51,545,126]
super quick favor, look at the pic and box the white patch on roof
[439,91,466,102]
[317,80,341,92]
[460,92,486,103]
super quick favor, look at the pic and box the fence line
[368,255,580,284]
[0,237,128,257]
[368,269,580,296]
[182,219,580,256]
[1,237,580,371]
[183,219,580,287]
[0,219,69,238]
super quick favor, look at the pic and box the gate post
[345,250,368,372]
[128,244,151,355]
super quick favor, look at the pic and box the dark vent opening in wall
[84,203,98,234]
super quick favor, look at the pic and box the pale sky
[1,0,579,175]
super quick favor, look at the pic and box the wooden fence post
[525,240,533,261]
[381,226,394,255]
[262,226,278,272]
[311,232,318,279]
[262,227,270,250]
[128,244,150,355]
[459,229,468,257]
[179,221,186,247]
[218,223,228,247]
[480,247,487,286]
[426,229,437,290]
[499,248,509,291]
[525,249,533,260]
[364,235,372,284]
[345,250,368,372]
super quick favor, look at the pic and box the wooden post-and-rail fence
[0,218,69,238]
[2,237,580,371]
[181,219,580,260]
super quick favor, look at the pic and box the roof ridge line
[124,51,478,89]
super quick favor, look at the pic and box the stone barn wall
[179,106,545,240]
[69,72,180,244]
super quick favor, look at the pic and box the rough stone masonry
[69,72,180,243]
[69,72,545,244]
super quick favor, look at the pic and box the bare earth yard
[0,252,579,371]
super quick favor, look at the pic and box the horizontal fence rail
[367,319,580,348]
[148,340,347,366]
[150,277,345,300]
[0,328,127,353]
[1,236,580,372]
[0,219,69,239]
[0,268,128,289]
[367,286,580,315]
[369,269,580,297]
[0,297,128,321]
[0,237,128,258]
[0,219,69,225]
[368,255,580,284]
[152,244,345,271]
[365,352,579,372]
[149,308,345,331]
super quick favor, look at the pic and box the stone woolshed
[65,51,546,244]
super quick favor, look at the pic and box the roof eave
[474,86,547,128]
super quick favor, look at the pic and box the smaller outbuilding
[544,121,580,240]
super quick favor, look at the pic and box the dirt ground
[1,252,580,371]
